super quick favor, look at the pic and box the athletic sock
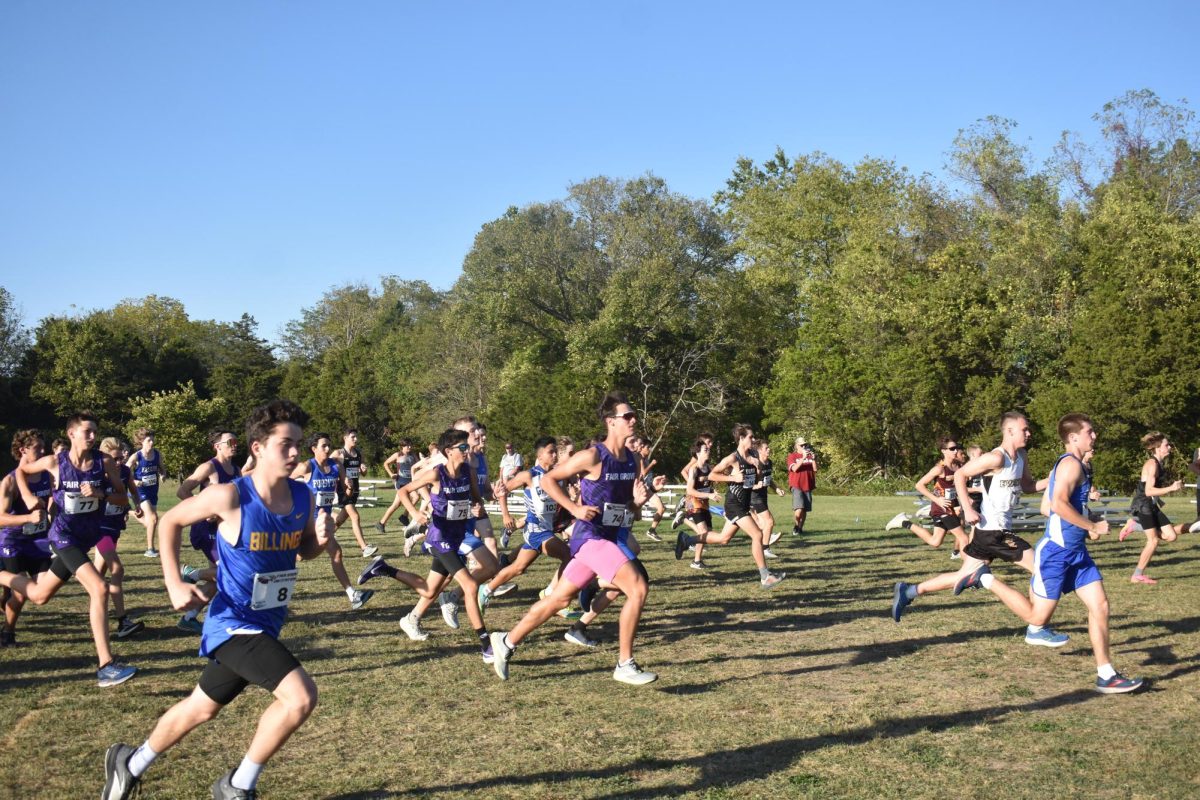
[617,657,635,668]
[904,584,918,601]
[345,586,356,599]
[502,633,515,651]
[183,608,200,621]
[758,567,771,580]
[1097,663,1116,680]
[979,573,995,589]
[127,741,159,777]
[1027,624,1044,633]
[231,757,264,791]
[901,520,913,530]
[1133,568,1145,577]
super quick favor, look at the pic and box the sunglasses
[218,439,238,447]
[609,412,638,422]
[452,443,471,453]
[944,445,961,451]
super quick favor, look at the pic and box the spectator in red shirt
[787,437,817,535]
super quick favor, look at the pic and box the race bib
[314,490,336,508]
[250,569,298,611]
[445,499,471,520]
[601,502,632,527]
[138,474,158,487]
[19,519,48,537]
[63,492,100,515]
[104,502,126,516]
[345,468,360,479]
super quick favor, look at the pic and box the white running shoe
[766,530,782,547]
[761,572,785,589]
[438,591,460,629]
[763,548,778,559]
[564,627,599,648]
[613,659,657,685]
[493,582,518,597]
[885,513,911,531]
[403,532,425,558]
[689,560,708,570]
[350,589,374,610]
[489,631,512,680]
[399,613,429,641]
[362,545,379,558]
[1189,519,1200,534]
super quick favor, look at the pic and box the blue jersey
[523,464,558,533]
[133,449,161,503]
[49,449,106,550]
[474,452,490,498]
[200,476,311,657]
[305,458,339,512]
[571,443,637,555]
[1042,454,1090,550]
[427,463,473,549]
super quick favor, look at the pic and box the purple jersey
[426,463,473,550]
[49,449,107,551]
[189,458,239,562]
[0,470,53,559]
[570,443,637,556]
[99,464,133,533]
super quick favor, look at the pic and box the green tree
[125,382,231,477]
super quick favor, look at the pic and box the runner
[635,438,667,542]
[1120,432,1188,584]
[356,428,492,660]
[377,438,416,533]
[94,438,146,640]
[400,441,440,557]
[0,429,54,647]
[951,414,1142,693]
[750,438,786,558]
[786,437,817,536]
[174,430,240,632]
[101,399,329,800]
[292,433,374,610]
[672,432,714,530]
[885,436,970,557]
[331,428,378,558]
[2,412,137,686]
[674,424,785,588]
[127,428,163,558]
[681,438,721,570]
[891,412,1049,635]
[489,391,659,685]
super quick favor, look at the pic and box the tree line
[2,89,1198,492]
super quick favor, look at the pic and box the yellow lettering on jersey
[250,530,303,551]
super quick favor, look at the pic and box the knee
[1093,597,1110,619]
[291,685,318,719]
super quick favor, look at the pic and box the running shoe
[579,583,598,614]
[556,606,584,620]
[885,513,910,531]
[689,560,708,570]
[644,529,663,542]
[766,530,782,547]
[362,544,379,558]
[350,589,374,610]
[763,548,778,559]
[564,627,599,648]
[1096,672,1144,694]
[177,615,204,634]
[438,591,460,629]
[1190,519,1200,534]
[180,564,202,584]
[115,617,145,639]
[143,548,159,558]
[892,581,913,622]
[674,531,689,560]
[953,564,991,595]
[489,631,512,680]
[0,628,13,647]
[791,526,800,536]
[612,659,657,686]
[402,518,422,537]
[1025,626,1069,647]
[97,661,137,688]
[403,532,424,558]
[760,572,785,589]
[1119,519,1137,541]
[375,522,387,535]
[481,641,494,664]
[212,769,256,800]
[671,507,687,530]
[950,550,961,560]
[399,613,429,641]
[1131,574,1158,584]
[493,582,518,597]
[102,743,139,800]
[357,556,390,585]
[478,584,493,610]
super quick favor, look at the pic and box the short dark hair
[309,432,332,450]
[397,437,412,448]
[533,436,556,451]
[936,435,957,450]
[343,427,357,437]
[438,428,470,452]
[690,438,709,457]
[597,391,630,422]
[66,411,97,432]
[1058,413,1093,444]
[732,423,753,443]
[245,400,310,445]
[11,429,44,462]
[208,429,235,447]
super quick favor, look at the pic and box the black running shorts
[199,634,301,705]
[964,528,1031,563]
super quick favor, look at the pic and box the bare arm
[1143,459,1183,497]
[541,448,602,521]
[954,450,1004,525]
[0,475,42,528]
[1049,458,1106,539]
[160,484,240,610]
[177,461,216,500]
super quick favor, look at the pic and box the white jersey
[978,447,1024,531]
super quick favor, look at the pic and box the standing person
[102,400,330,800]
[292,433,374,610]
[489,392,658,685]
[787,437,816,536]
[885,436,970,557]
[3,412,137,686]
[1122,432,1188,584]
[377,439,417,533]
[955,414,1142,693]
[175,430,240,632]
[127,429,163,558]
[331,428,377,558]
[674,424,785,589]
[499,442,523,482]
[750,438,786,558]
[94,438,146,640]
[891,412,1047,631]
[0,430,55,647]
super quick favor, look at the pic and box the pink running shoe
[1118,520,1136,542]
[1130,574,1158,584]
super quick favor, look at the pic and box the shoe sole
[98,670,136,688]
[114,624,145,639]
[892,583,908,622]
[103,744,132,800]
[613,673,658,685]
[1096,681,1144,694]
[1025,636,1068,648]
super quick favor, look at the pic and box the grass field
[4,488,1200,799]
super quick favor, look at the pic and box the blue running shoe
[478,584,492,610]
[1096,672,1144,694]
[892,581,913,622]
[97,661,137,688]
[358,556,390,586]
[674,531,688,560]
[580,582,598,614]
[953,564,991,596]
[1025,626,1069,647]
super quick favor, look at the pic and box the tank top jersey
[305,459,339,512]
[523,464,558,533]
[1132,458,1166,507]
[342,450,362,491]
[0,470,53,550]
[930,464,958,518]
[689,462,713,511]
[427,463,474,548]
[570,443,637,556]
[754,458,775,500]
[395,454,416,486]
[134,449,160,488]
[100,464,133,532]
[190,458,238,539]
[977,448,1024,531]
[1043,454,1090,550]
[474,452,490,499]
[199,476,312,657]
[726,451,758,503]
[49,449,107,549]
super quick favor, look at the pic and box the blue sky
[2,1,1196,344]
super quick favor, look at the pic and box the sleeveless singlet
[571,443,637,555]
[1043,454,1090,550]
[977,448,1024,531]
